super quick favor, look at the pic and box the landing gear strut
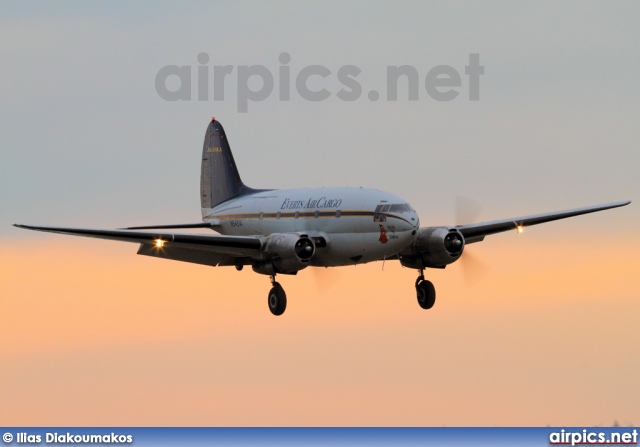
[267,275,287,316]
[415,271,436,310]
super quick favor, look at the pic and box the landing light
[516,225,524,234]
[155,239,165,248]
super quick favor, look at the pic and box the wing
[12,224,262,267]
[456,200,630,243]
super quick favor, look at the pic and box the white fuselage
[203,187,420,266]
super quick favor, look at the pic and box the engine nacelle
[404,227,465,269]
[252,233,316,275]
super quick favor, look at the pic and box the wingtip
[13,223,38,231]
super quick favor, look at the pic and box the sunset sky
[1,1,639,426]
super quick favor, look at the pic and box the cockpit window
[374,203,413,221]
[389,203,412,212]
[373,204,387,222]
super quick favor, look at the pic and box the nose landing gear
[267,275,287,316]
[415,271,436,310]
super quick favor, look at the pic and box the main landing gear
[267,275,287,316]
[415,271,436,310]
[265,273,435,316]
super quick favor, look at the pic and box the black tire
[416,280,436,310]
[268,282,287,316]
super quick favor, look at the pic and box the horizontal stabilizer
[122,221,220,230]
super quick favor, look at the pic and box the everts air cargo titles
[15,118,631,316]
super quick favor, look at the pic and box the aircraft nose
[410,212,419,228]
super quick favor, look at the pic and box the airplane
[14,118,630,316]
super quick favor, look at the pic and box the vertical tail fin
[200,118,256,211]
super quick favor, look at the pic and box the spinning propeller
[455,196,490,286]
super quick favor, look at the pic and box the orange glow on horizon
[1,234,638,426]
